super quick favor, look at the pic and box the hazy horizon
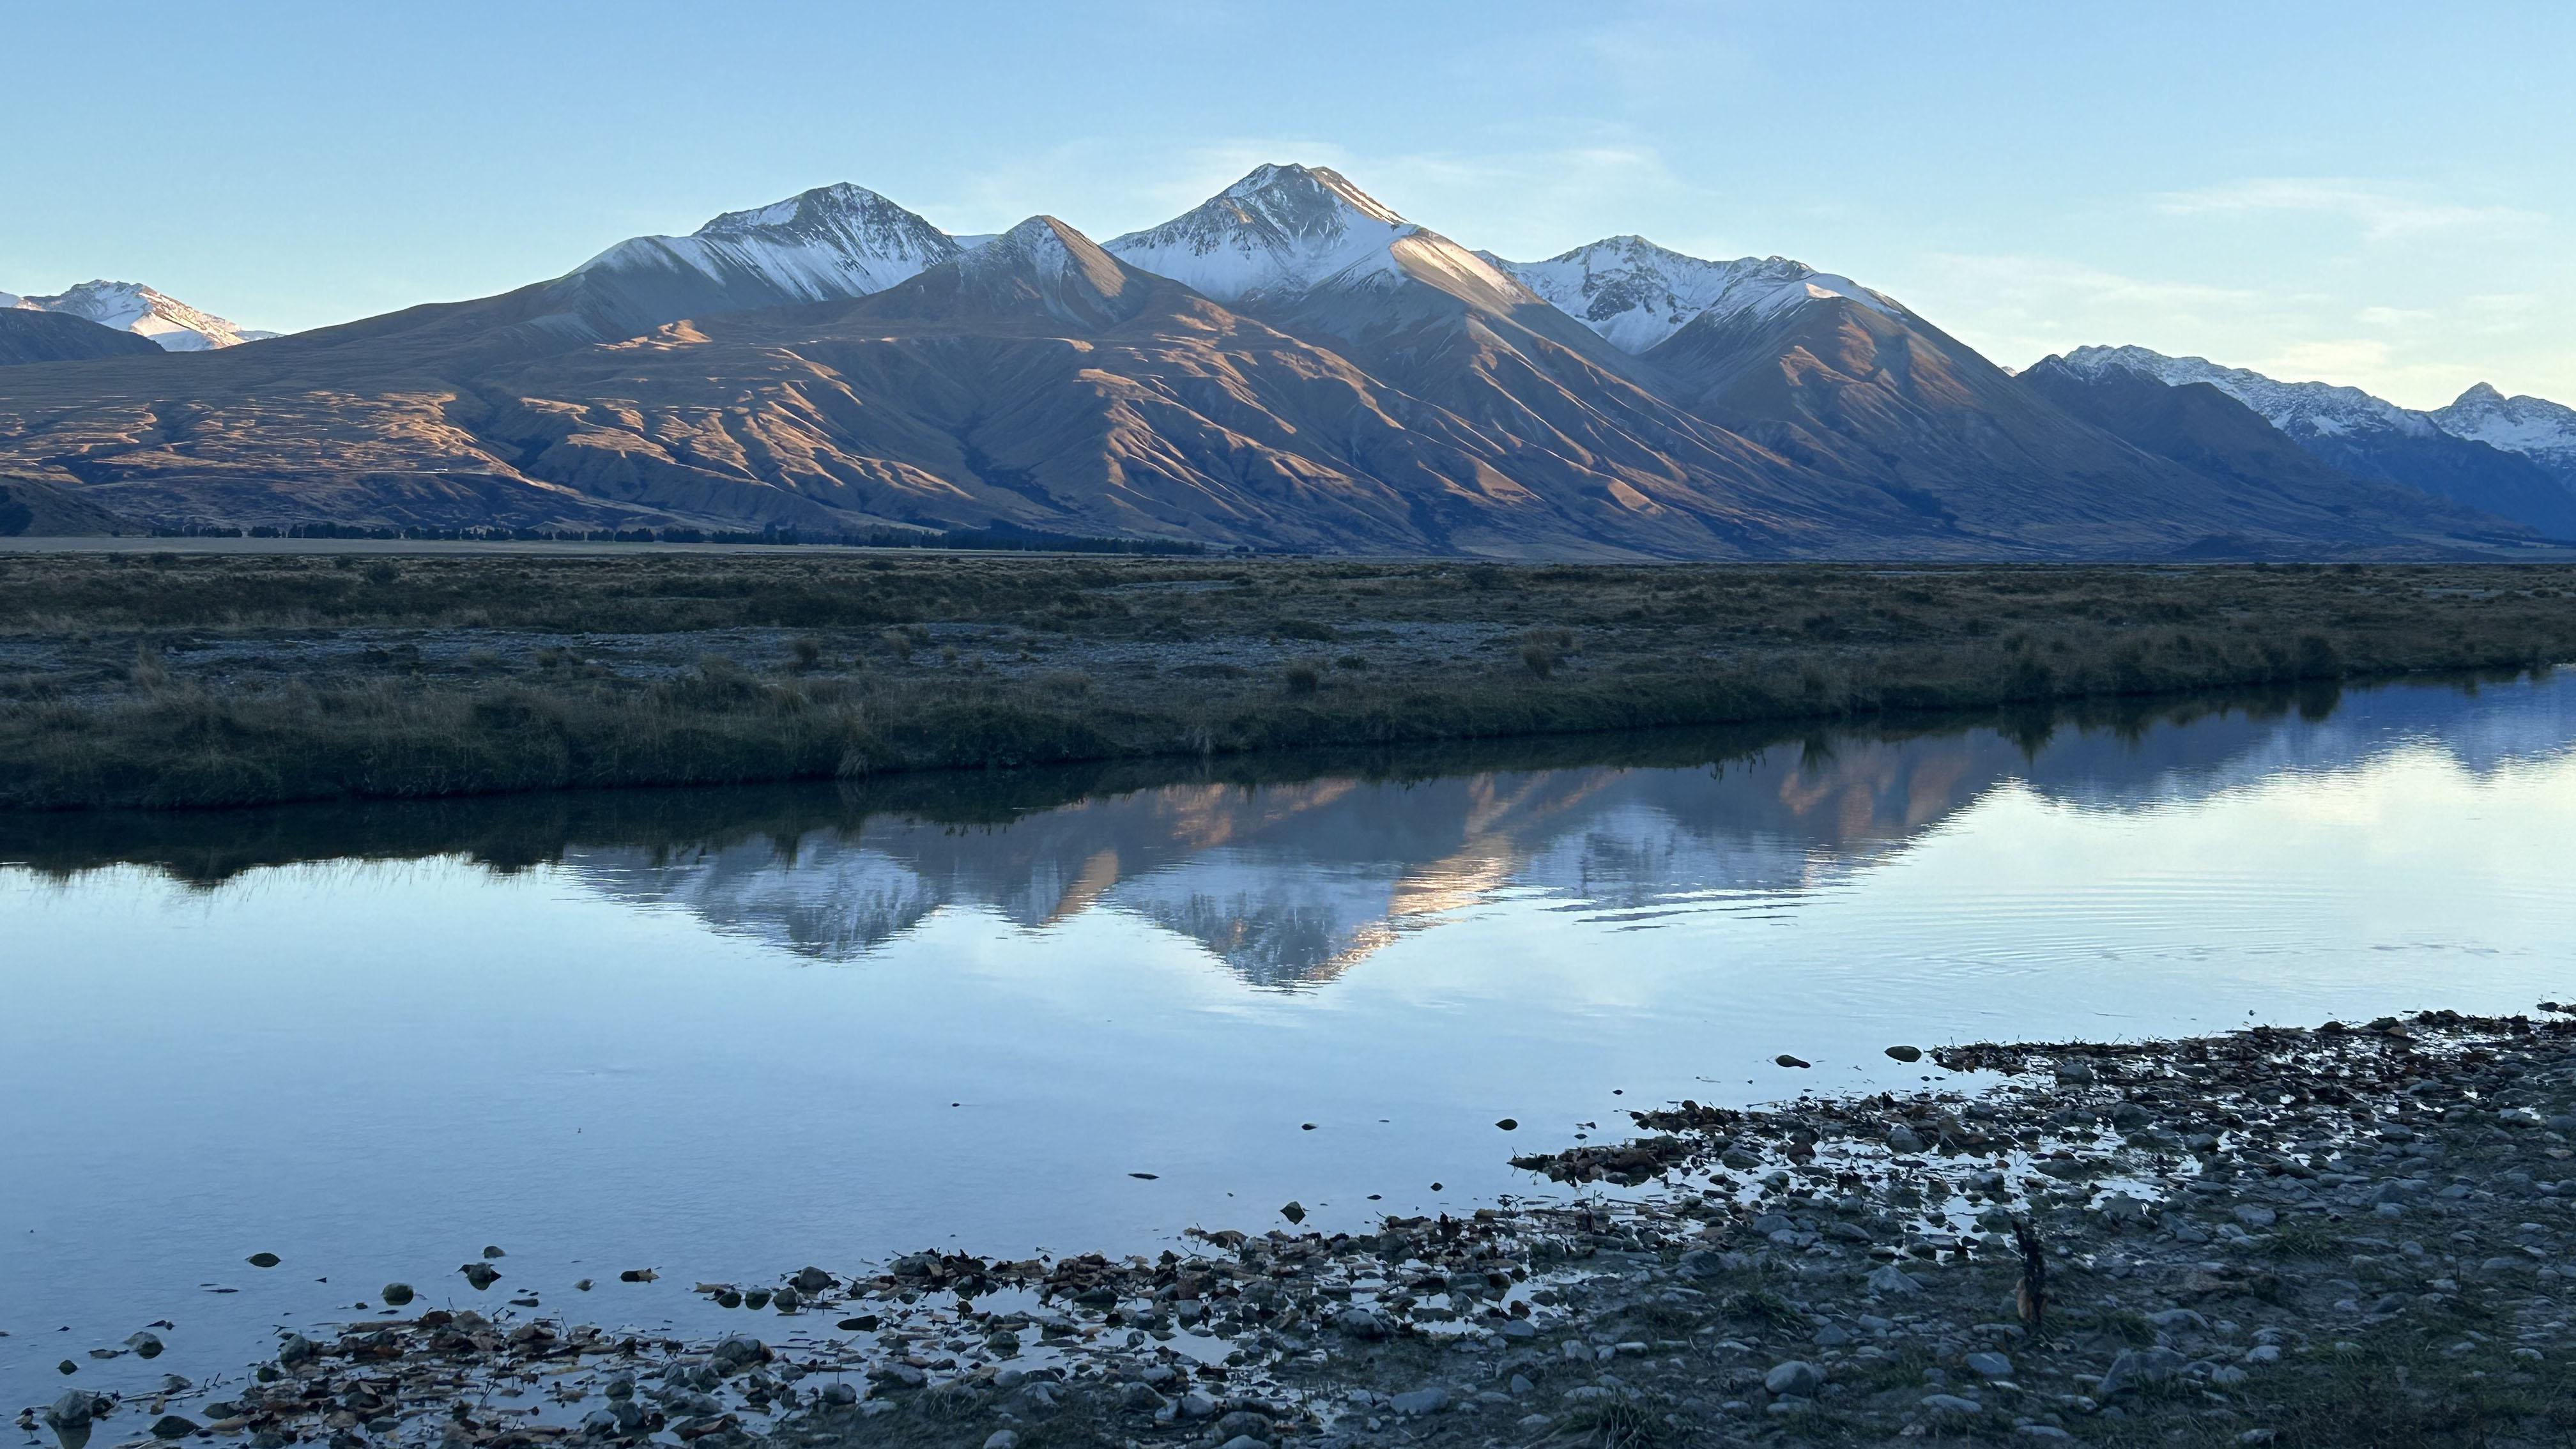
[3,0,2567,409]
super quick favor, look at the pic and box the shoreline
[29,1009,2576,1448]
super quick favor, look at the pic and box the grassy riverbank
[4,551,2574,811]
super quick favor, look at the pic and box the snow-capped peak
[574,182,960,303]
[1222,162,1405,226]
[2047,344,2440,442]
[10,280,272,351]
[958,216,1100,282]
[2432,381,2576,471]
[1105,162,1516,305]
[1485,237,1900,355]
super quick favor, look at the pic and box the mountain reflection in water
[517,672,2572,985]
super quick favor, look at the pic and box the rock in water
[42,1392,96,1449]
[1495,1118,1518,1131]
[1279,1200,1306,1224]
[245,1253,280,1268]
[148,1417,199,1440]
[1885,1045,1923,1062]
[480,1245,505,1259]
[124,1332,162,1360]
[458,1263,501,1290]
[791,1266,834,1293]
[381,1283,415,1307]
[1775,1054,1811,1070]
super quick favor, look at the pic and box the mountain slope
[0,308,163,365]
[10,281,274,350]
[2018,357,2519,541]
[1107,165,1939,556]
[1631,282,2450,554]
[2052,346,2576,537]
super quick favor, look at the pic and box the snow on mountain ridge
[1104,162,1520,305]
[2433,383,2576,473]
[2049,344,2440,441]
[1487,236,1900,355]
[575,182,960,303]
[10,280,271,351]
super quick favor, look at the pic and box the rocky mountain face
[0,165,2564,557]
[9,280,273,350]
[2046,346,2576,537]
[0,308,163,366]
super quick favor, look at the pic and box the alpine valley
[4,165,2571,558]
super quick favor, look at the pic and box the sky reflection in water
[5,674,2575,1406]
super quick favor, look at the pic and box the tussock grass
[4,554,2575,811]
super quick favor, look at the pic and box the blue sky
[3,0,2566,408]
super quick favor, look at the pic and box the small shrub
[789,636,825,671]
[1517,627,1577,679]
[1283,661,1322,696]
[880,629,914,661]
[1334,654,1370,670]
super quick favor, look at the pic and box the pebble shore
[25,1009,2576,1448]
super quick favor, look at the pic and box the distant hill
[0,474,136,535]
[0,308,162,366]
[8,280,275,351]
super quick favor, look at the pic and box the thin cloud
[2153,178,2543,241]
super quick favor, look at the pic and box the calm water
[6,675,2576,1408]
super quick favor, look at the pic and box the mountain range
[2,164,2570,558]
